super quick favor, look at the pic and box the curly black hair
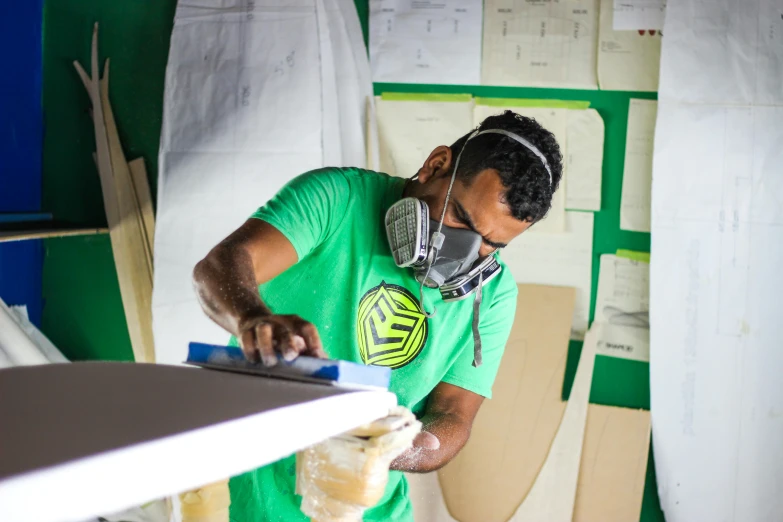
[449,110,563,223]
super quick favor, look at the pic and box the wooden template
[438,284,576,522]
[128,157,155,260]
[74,24,155,363]
[408,405,650,522]
[573,405,651,522]
[410,298,606,522]
[99,66,153,279]
[507,325,598,522]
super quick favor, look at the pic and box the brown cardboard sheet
[573,405,651,522]
[438,284,576,522]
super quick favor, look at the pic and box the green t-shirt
[228,168,517,522]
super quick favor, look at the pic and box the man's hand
[390,382,483,473]
[238,312,326,366]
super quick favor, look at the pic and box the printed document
[369,0,483,85]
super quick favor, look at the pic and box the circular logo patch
[356,281,428,369]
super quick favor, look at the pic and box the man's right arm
[192,218,325,365]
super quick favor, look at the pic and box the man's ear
[416,146,453,184]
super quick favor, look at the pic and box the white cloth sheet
[502,211,594,339]
[482,0,599,89]
[154,0,370,365]
[620,99,656,233]
[594,254,650,362]
[0,299,67,367]
[325,0,375,168]
[598,0,661,91]
[369,0,483,85]
[651,1,783,519]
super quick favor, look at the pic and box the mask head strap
[473,129,553,186]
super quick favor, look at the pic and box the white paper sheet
[155,1,368,365]
[651,4,783,515]
[613,0,666,30]
[474,104,604,213]
[598,0,661,91]
[594,254,650,362]
[369,0,483,85]
[501,211,594,339]
[376,96,475,178]
[565,109,604,212]
[659,0,783,106]
[482,0,599,89]
[620,99,656,232]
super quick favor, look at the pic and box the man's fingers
[239,330,260,363]
[276,325,299,362]
[254,323,277,367]
[298,321,326,359]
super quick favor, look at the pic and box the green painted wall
[39,1,663,520]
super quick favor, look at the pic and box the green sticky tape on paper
[616,249,650,263]
[380,92,473,102]
[475,97,591,109]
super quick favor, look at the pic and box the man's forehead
[455,169,510,211]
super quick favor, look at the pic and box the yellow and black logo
[356,281,428,369]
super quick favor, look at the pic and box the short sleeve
[441,270,518,398]
[250,168,351,260]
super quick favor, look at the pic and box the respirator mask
[384,128,553,367]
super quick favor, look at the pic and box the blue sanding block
[185,343,391,390]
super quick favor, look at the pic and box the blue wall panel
[0,1,45,325]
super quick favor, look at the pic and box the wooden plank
[99,64,155,363]
[0,213,53,223]
[73,24,155,363]
[0,363,397,522]
[437,284,576,522]
[508,325,599,522]
[128,157,155,260]
[100,62,153,281]
[573,405,651,522]
[0,227,107,243]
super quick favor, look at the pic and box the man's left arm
[391,270,519,473]
[390,381,484,473]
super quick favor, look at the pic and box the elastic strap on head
[473,129,552,187]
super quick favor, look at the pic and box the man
[193,110,563,521]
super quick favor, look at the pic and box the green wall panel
[42,235,133,362]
